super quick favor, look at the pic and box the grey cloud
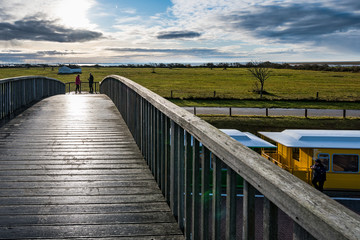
[0,50,81,63]
[223,3,360,42]
[0,16,103,42]
[106,47,229,57]
[36,50,81,56]
[157,31,201,39]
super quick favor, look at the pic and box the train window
[317,153,330,171]
[333,154,359,173]
[292,148,299,161]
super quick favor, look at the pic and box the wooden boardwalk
[0,94,184,239]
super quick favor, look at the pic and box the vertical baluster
[156,109,161,184]
[263,197,278,240]
[192,138,201,240]
[226,167,237,240]
[149,104,153,168]
[140,98,145,155]
[212,155,222,240]
[152,106,158,181]
[177,126,185,231]
[159,112,165,191]
[201,147,210,240]
[170,120,179,218]
[243,180,256,240]
[164,116,171,203]
[146,101,150,164]
[184,132,192,239]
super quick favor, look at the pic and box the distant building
[221,129,276,149]
[58,65,82,74]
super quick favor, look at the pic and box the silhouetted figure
[88,73,94,93]
[311,159,327,192]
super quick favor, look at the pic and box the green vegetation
[1,66,359,109]
[201,116,360,135]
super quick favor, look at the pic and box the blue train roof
[258,130,360,149]
[220,129,276,148]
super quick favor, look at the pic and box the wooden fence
[100,75,360,240]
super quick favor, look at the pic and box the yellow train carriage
[259,130,360,191]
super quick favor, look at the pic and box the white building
[58,65,82,74]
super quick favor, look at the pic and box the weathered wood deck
[0,94,184,239]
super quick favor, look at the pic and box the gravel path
[183,107,360,117]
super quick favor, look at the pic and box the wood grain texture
[0,94,184,239]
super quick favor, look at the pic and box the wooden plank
[0,94,184,239]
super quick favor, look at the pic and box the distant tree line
[1,61,360,72]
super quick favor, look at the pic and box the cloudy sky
[0,0,359,64]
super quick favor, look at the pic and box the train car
[259,129,360,191]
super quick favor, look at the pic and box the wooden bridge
[0,93,183,239]
[0,76,359,239]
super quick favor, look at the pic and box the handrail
[65,81,99,93]
[100,75,360,240]
[0,76,65,121]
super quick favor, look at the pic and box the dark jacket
[89,74,94,84]
[312,164,327,181]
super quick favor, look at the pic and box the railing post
[243,180,256,240]
[226,167,237,240]
[263,197,278,240]
[184,131,192,239]
[170,120,179,219]
[212,155,222,240]
[192,138,201,240]
[159,112,165,191]
[177,126,185,231]
[164,116,171,203]
[201,147,210,240]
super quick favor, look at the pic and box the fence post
[343,109,346,119]
[229,107,232,117]
[266,108,269,117]
[305,109,308,118]
[171,90,173,98]
[213,91,216,98]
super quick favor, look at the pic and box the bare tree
[247,62,272,98]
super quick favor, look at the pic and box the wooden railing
[65,81,99,93]
[100,75,360,240]
[0,76,65,121]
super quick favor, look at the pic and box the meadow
[1,66,360,109]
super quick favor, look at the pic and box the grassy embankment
[1,66,359,132]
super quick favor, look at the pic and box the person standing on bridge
[311,159,327,192]
[75,74,81,94]
[88,73,94,94]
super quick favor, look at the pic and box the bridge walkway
[0,94,184,239]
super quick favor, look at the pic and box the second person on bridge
[75,74,81,94]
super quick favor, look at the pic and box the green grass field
[1,66,360,109]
